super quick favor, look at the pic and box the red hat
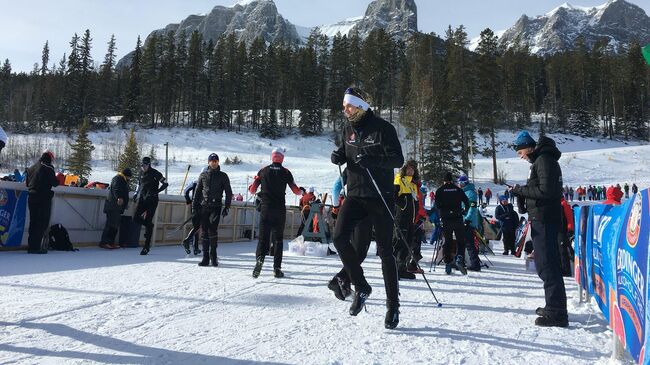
[271,148,284,164]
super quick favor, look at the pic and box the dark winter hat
[343,87,370,111]
[208,153,219,162]
[142,156,152,165]
[122,168,133,177]
[443,172,453,182]
[513,131,536,151]
[40,151,54,164]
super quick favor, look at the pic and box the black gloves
[331,150,346,165]
[222,207,229,217]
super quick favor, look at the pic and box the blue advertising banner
[0,188,28,247]
[573,189,650,364]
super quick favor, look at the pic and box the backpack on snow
[48,224,78,251]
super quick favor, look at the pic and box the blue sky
[1,0,648,72]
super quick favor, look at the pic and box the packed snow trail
[0,242,613,364]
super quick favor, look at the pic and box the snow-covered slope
[0,242,614,364]
[3,125,649,202]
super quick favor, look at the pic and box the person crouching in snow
[249,148,302,279]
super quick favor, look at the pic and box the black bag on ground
[48,224,78,251]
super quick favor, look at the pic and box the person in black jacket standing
[511,131,568,327]
[434,172,470,275]
[249,148,302,278]
[194,153,232,267]
[331,87,404,329]
[25,151,59,254]
[134,156,168,255]
[100,168,133,249]
[494,195,517,255]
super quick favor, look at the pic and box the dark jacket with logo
[333,109,404,199]
[512,136,563,223]
[26,161,59,200]
[253,163,300,208]
[105,173,130,213]
[434,182,469,221]
[195,166,232,211]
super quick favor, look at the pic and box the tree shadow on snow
[0,321,287,365]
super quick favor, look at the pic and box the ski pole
[179,164,191,195]
[365,168,442,307]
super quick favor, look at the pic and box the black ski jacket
[332,109,404,199]
[105,173,130,213]
[137,167,167,202]
[195,166,232,211]
[495,203,517,230]
[26,161,59,200]
[434,182,469,221]
[250,163,300,208]
[512,136,563,223]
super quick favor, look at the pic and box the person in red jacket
[603,185,623,205]
[297,187,316,236]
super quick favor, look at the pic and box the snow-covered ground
[3,125,649,206]
[0,241,615,364]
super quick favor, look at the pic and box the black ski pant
[134,198,158,249]
[333,196,399,308]
[502,227,516,254]
[441,218,465,264]
[394,200,415,272]
[334,215,372,283]
[100,208,122,245]
[256,205,286,269]
[531,220,567,315]
[558,230,573,277]
[200,206,221,260]
[27,196,52,252]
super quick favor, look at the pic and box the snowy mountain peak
[498,0,650,55]
[317,0,417,40]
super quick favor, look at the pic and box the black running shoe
[385,307,400,329]
[252,257,264,278]
[273,268,284,278]
[349,286,372,316]
[328,277,352,301]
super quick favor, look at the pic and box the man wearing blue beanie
[510,131,567,327]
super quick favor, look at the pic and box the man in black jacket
[194,154,232,267]
[494,195,517,255]
[434,172,470,275]
[249,148,302,278]
[25,151,59,254]
[331,87,404,329]
[134,156,168,255]
[511,131,568,327]
[100,168,133,249]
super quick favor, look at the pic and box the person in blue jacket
[458,175,482,271]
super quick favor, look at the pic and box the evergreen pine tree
[122,36,143,125]
[118,128,141,190]
[67,118,95,179]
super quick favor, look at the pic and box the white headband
[343,94,369,111]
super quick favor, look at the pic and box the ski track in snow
[0,240,615,365]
